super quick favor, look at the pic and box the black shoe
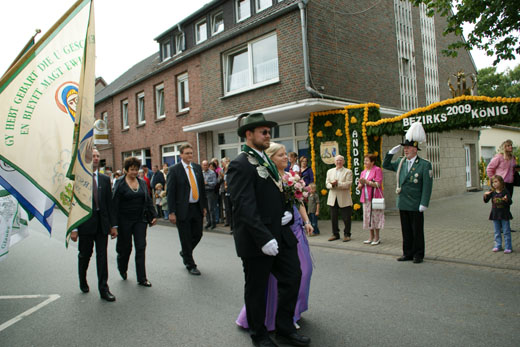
[511,229,517,232]
[188,267,201,276]
[100,291,116,302]
[224,223,230,227]
[138,280,152,287]
[413,258,423,264]
[79,281,89,293]
[397,256,413,262]
[211,225,216,229]
[276,332,310,346]
[204,224,210,230]
[253,335,279,347]
[119,271,127,280]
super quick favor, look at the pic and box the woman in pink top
[487,139,517,198]
[358,154,385,245]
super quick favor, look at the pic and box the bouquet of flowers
[282,171,310,207]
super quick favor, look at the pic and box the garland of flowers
[365,95,520,136]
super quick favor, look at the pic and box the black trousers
[242,247,301,341]
[224,194,233,228]
[330,200,352,237]
[78,216,109,293]
[505,182,514,198]
[116,220,148,283]
[205,190,218,227]
[176,203,203,269]
[399,210,425,260]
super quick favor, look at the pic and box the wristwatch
[304,221,311,226]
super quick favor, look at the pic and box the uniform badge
[429,170,433,178]
[257,166,269,179]
[247,155,259,166]
[413,179,418,183]
[414,173,418,178]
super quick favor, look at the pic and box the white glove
[261,239,279,256]
[419,205,427,212]
[281,211,293,226]
[389,144,401,155]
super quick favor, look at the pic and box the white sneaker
[363,240,372,244]
[371,240,380,245]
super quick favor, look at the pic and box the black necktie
[93,173,99,210]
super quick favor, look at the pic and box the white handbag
[371,186,385,210]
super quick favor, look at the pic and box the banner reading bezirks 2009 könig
[0,0,93,238]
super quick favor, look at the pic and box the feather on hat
[401,122,426,149]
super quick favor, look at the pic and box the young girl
[154,183,163,217]
[160,190,168,220]
[307,183,320,235]
[484,175,513,253]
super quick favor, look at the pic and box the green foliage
[411,0,520,65]
[479,157,488,186]
[478,65,520,98]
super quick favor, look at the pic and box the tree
[477,64,520,98]
[411,0,520,65]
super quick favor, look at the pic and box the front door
[464,145,471,188]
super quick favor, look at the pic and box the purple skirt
[236,205,313,330]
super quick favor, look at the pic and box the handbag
[144,209,155,225]
[371,185,385,210]
[514,170,520,187]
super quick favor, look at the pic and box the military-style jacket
[383,153,433,211]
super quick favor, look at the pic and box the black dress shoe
[211,225,216,229]
[100,291,116,302]
[397,256,413,262]
[253,335,279,347]
[119,271,127,280]
[188,267,201,276]
[79,282,89,293]
[204,224,210,230]
[276,332,310,346]
[138,280,152,287]
[413,258,423,264]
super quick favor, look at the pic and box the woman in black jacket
[113,157,157,287]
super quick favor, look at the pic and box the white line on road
[0,294,60,332]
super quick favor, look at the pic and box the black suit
[227,152,301,341]
[77,172,116,294]
[166,161,207,269]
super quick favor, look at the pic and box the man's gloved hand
[389,144,401,155]
[281,211,293,226]
[261,239,279,256]
[419,205,427,212]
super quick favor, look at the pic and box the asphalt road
[1,212,519,347]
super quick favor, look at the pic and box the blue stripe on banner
[0,175,54,233]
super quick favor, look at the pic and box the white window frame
[177,73,190,113]
[236,0,251,22]
[211,11,224,35]
[137,92,145,125]
[195,19,207,44]
[223,32,279,96]
[175,33,185,54]
[162,142,187,166]
[155,84,165,119]
[256,0,271,13]
[121,100,129,129]
[161,40,171,61]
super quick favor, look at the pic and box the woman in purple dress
[236,143,314,330]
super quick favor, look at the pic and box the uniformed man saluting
[383,122,433,264]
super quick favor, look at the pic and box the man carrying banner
[70,148,118,301]
[383,122,433,264]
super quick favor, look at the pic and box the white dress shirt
[181,160,199,203]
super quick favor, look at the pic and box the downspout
[196,132,201,163]
[298,0,370,105]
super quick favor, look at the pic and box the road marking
[0,294,60,332]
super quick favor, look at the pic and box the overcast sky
[0,0,517,85]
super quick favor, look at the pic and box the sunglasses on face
[258,129,271,136]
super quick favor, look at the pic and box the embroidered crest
[413,179,418,183]
[414,173,418,178]
[247,155,259,166]
[257,165,269,179]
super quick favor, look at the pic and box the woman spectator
[113,157,157,287]
[300,156,314,185]
[487,139,517,198]
[221,157,232,230]
[357,154,385,245]
[288,151,300,173]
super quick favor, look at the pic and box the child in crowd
[160,190,168,220]
[484,175,513,254]
[307,183,320,236]
[154,183,163,217]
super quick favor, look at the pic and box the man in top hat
[383,123,433,264]
[227,113,310,347]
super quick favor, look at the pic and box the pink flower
[303,191,309,198]
[295,190,303,199]
[295,182,302,190]
[287,180,294,186]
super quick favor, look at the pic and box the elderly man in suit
[167,143,207,275]
[326,155,353,242]
[227,113,310,347]
[70,148,118,301]
[383,133,433,264]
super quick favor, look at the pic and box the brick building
[95,0,479,206]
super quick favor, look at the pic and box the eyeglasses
[259,129,271,136]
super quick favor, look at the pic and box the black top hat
[237,113,277,137]
[400,139,421,150]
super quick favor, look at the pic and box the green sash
[241,144,279,181]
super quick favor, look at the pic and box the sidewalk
[159,191,520,271]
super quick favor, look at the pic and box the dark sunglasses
[258,129,271,136]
